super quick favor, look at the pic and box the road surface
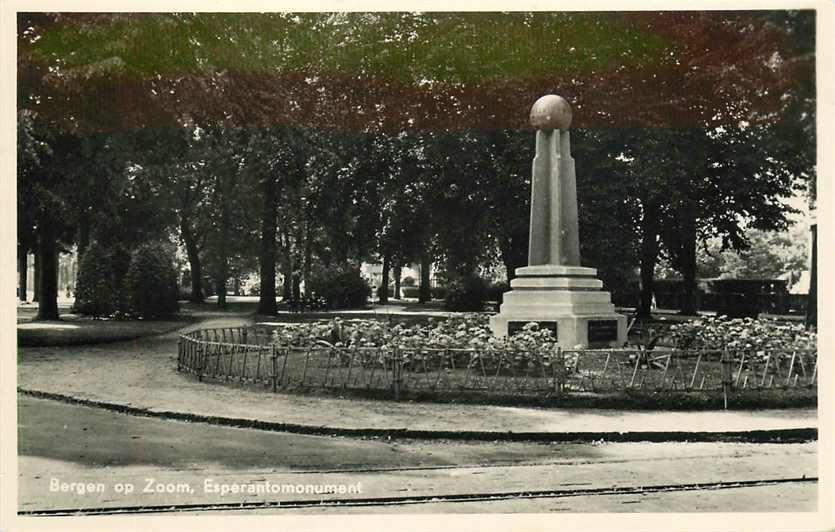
[17,395,816,514]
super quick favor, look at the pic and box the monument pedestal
[489,95,627,348]
[489,265,627,348]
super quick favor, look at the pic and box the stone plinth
[489,266,627,348]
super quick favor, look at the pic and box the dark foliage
[73,241,118,318]
[308,264,371,309]
[444,275,488,311]
[125,241,179,318]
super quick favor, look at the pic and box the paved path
[17,311,817,437]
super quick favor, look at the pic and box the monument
[489,95,627,348]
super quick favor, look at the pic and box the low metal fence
[177,327,817,402]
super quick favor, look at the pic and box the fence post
[629,350,641,388]
[192,336,198,371]
[810,356,818,386]
[734,351,746,387]
[786,351,797,386]
[553,347,565,394]
[177,336,183,371]
[197,340,204,382]
[721,349,731,410]
[760,352,771,387]
[301,347,311,386]
[661,353,671,389]
[271,344,278,393]
[690,350,702,389]
[393,347,401,401]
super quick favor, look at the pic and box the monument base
[489,265,627,348]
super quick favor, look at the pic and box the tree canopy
[17,11,816,318]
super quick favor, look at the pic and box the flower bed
[177,315,817,408]
[668,316,816,351]
[270,313,562,353]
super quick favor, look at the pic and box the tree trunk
[499,233,527,285]
[393,263,402,300]
[33,249,40,302]
[419,251,432,303]
[35,223,59,320]
[77,209,90,258]
[292,273,301,301]
[806,222,817,328]
[216,186,231,308]
[303,220,313,296]
[214,251,228,308]
[189,261,203,302]
[379,254,390,304]
[215,275,227,308]
[503,254,516,286]
[678,194,699,315]
[180,217,204,302]
[18,241,28,302]
[293,223,303,301]
[637,204,660,320]
[282,252,293,301]
[679,235,698,315]
[257,174,278,315]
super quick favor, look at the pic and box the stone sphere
[529,95,572,130]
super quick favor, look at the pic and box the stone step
[503,290,613,305]
[515,265,598,277]
[497,303,617,315]
[510,277,603,290]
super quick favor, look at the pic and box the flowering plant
[269,314,569,371]
[271,314,561,349]
[668,316,816,351]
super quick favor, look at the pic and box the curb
[18,388,817,444]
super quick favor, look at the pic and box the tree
[19,128,88,320]
[17,109,49,302]
[183,125,259,308]
[806,220,816,328]
[125,241,179,318]
[661,227,809,281]
[258,167,278,314]
[18,11,815,322]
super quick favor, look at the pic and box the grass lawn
[17,313,192,347]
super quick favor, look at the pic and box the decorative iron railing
[178,327,817,403]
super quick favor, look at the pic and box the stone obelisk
[489,95,627,348]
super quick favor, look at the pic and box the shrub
[444,275,488,311]
[485,281,510,304]
[668,316,816,351]
[178,285,192,301]
[285,295,328,312]
[430,286,447,300]
[125,241,179,318]
[376,283,394,300]
[402,275,416,287]
[401,285,442,299]
[308,264,371,309]
[73,241,119,318]
[401,286,420,298]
